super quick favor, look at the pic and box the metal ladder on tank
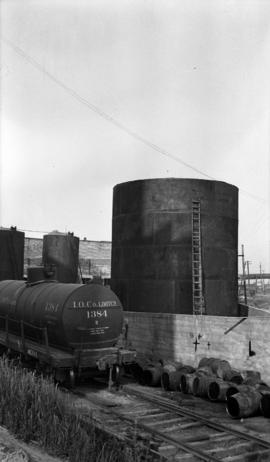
[192,200,205,315]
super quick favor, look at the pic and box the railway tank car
[0,271,136,385]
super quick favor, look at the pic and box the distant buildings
[24,237,111,280]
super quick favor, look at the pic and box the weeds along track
[70,383,270,462]
[68,385,164,461]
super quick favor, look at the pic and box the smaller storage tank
[43,231,79,283]
[0,227,25,280]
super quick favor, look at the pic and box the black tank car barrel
[0,280,136,383]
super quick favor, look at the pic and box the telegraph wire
[1,35,268,205]
[0,35,213,179]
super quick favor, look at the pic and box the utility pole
[238,244,247,304]
[246,260,252,292]
[260,263,265,293]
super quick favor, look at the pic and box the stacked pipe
[141,364,163,387]
[130,357,169,386]
[192,360,270,418]
[134,356,270,420]
[161,363,196,391]
[180,366,214,394]
[180,358,232,396]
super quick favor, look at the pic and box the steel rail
[71,384,270,460]
[69,388,168,461]
[124,385,270,450]
[108,405,220,462]
[72,387,220,461]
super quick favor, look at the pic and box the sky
[0,0,270,273]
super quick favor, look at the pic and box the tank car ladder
[192,200,205,315]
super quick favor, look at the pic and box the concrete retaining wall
[125,312,270,384]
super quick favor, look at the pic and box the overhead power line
[1,35,268,205]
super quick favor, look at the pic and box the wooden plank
[174,454,194,461]
[148,417,183,427]
[137,412,171,420]
[207,442,249,454]
[122,408,162,416]
[222,449,270,462]
[178,421,201,430]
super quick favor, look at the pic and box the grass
[0,357,156,462]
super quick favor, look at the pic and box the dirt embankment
[0,426,64,462]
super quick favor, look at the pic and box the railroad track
[72,382,270,461]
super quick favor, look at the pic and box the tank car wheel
[68,369,75,389]
[112,365,121,386]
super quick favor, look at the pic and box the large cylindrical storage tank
[111,178,238,316]
[43,232,79,283]
[0,227,25,280]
